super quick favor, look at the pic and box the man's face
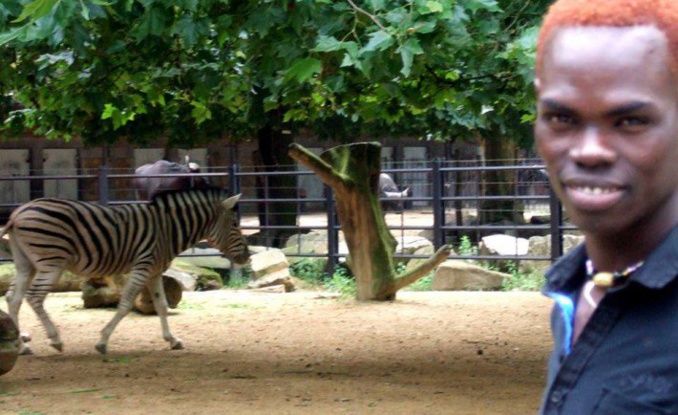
[535,26,678,237]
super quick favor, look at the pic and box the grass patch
[501,262,545,291]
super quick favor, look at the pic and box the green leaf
[12,0,57,23]
[422,1,443,14]
[359,30,393,53]
[101,103,118,120]
[397,38,423,77]
[313,35,342,52]
[466,0,501,13]
[285,58,322,83]
[190,101,212,125]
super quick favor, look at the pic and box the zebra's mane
[149,186,227,205]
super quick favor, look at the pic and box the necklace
[585,259,645,288]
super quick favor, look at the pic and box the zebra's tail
[0,218,14,238]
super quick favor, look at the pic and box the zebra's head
[210,194,250,265]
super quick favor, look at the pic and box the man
[534,0,677,413]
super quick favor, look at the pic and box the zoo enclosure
[0,159,571,273]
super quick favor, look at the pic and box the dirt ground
[0,289,553,415]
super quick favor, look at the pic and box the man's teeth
[572,186,618,195]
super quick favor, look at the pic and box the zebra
[1,187,250,355]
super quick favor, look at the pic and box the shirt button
[550,389,564,404]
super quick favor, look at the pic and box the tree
[0,0,549,249]
[290,142,451,300]
[1,0,546,144]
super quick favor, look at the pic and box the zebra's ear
[222,194,242,210]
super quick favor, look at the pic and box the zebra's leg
[148,275,183,350]
[5,244,36,355]
[25,270,66,352]
[96,271,148,354]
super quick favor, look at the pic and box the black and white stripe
[2,188,249,355]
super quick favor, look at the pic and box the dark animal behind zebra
[134,160,209,201]
[1,187,249,355]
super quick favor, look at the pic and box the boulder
[248,249,294,292]
[395,236,437,273]
[479,234,529,256]
[177,247,233,279]
[519,234,585,275]
[432,260,509,291]
[170,260,223,290]
[479,234,529,272]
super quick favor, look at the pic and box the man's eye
[616,117,648,128]
[545,113,574,125]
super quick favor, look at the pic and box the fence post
[325,185,338,277]
[431,159,445,249]
[98,165,109,206]
[228,164,240,195]
[549,187,563,262]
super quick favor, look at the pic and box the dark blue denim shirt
[540,226,678,415]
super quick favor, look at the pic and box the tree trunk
[480,137,525,226]
[289,142,452,301]
[253,125,298,248]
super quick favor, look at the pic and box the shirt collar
[543,225,678,294]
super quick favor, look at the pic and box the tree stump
[0,309,19,376]
[289,142,452,301]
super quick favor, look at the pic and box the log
[134,276,184,315]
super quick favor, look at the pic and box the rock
[479,234,529,256]
[394,236,437,273]
[479,234,529,272]
[177,247,233,274]
[248,249,294,292]
[0,309,19,376]
[432,260,509,291]
[519,234,585,275]
[170,260,223,291]
[251,284,287,294]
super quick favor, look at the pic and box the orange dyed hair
[536,0,678,76]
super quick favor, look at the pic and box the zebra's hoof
[170,340,184,350]
[95,342,107,355]
[19,345,33,355]
[50,342,63,352]
[20,333,31,343]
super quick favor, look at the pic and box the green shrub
[325,265,356,297]
[290,258,328,284]
[501,262,546,291]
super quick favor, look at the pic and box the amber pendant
[592,272,615,287]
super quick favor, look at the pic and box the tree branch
[346,0,387,32]
[288,143,348,190]
[392,245,453,291]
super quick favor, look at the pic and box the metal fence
[0,159,571,274]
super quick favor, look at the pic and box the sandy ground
[0,290,553,415]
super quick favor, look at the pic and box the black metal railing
[0,160,572,276]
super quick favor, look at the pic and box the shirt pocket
[593,386,670,415]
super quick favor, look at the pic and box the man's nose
[568,127,617,167]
